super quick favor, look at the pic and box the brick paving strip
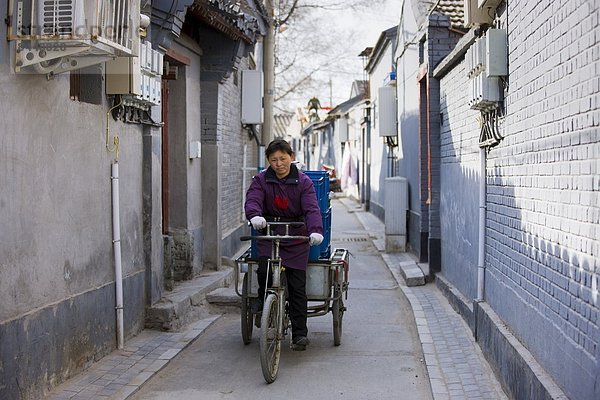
[394,276,508,400]
[46,315,220,400]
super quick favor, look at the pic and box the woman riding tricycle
[236,139,349,383]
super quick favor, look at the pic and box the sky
[274,0,401,112]
[329,1,400,101]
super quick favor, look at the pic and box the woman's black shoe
[291,336,310,351]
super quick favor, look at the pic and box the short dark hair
[265,139,294,158]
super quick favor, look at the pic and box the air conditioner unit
[478,0,502,10]
[8,0,140,75]
[464,0,493,27]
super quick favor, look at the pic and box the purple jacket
[245,164,324,270]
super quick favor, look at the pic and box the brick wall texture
[439,1,599,399]
[219,61,258,237]
[439,59,481,300]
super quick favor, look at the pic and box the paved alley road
[129,199,433,400]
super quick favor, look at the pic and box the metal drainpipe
[476,147,487,302]
[365,108,371,211]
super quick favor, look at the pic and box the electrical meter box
[106,41,163,106]
[106,56,142,96]
[485,29,508,77]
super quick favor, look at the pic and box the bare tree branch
[274,70,317,102]
[272,0,390,111]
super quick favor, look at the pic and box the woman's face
[268,150,295,179]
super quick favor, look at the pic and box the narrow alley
[2,1,598,400]
[48,197,506,400]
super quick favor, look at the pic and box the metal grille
[36,0,134,50]
[100,0,132,49]
[41,0,74,35]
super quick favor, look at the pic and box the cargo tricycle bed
[234,246,349,347]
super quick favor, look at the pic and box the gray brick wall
[439,60,481,299]
[426,23,464,271]
[439,1,599,399]
[219,60,259,237]
[419,81,430,233]
[201,81,220,144]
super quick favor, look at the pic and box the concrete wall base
[168,227,203,280]
[385,234,407,252]
[435,274,475,333]
[0,272,145,400]
[369,199,385,222]
[407,211,428,263]
[145,268,234,331]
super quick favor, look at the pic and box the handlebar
[241,220,308,242]
[262,221,304,227]
[240,235,309,242]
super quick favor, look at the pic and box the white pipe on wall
[242,144,247,220]
[476,148,486,302]
[111,162,124,349]
[241,144,260,220]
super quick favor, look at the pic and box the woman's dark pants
[257,257,308,340]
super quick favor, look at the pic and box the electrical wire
[156,0,179,32]
[106,97,124,159]
[478,109,503,150]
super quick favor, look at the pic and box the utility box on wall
[485,29,508,77]
[106,41,163,106]
[465,30,507,110]
[336,117,349,142]
[378,86,397,137]
[384,177,408,252]
[241,70,264,124]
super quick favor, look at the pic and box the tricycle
[235,221,349,383]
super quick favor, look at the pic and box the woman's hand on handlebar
[250,216,267,230]
[309,233,324,246]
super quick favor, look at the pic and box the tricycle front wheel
[260,293,281,383]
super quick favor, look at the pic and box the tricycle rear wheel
[241,273,253,345]
[333,288,344,346]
